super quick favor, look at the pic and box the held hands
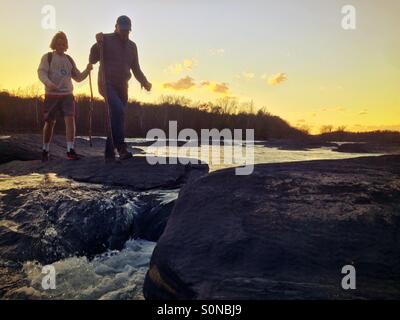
[86,64,93,72]
[96,33,104,44]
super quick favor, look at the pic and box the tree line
[2,91,398,142]
[0,91,305,140]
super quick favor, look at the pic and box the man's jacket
[89,32,148,94]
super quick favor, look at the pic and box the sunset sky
[0,0,399,133]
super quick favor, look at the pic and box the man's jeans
[105,83,128,157]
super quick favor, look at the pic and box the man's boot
[42,150,49,162]
[118,144,133,160]
[105,149,117,164]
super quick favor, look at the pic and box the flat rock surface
[144,155,400,300]
[0,134,208,191]
[0,134,143,164]
[0,156,207,191]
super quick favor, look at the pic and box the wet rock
[0,174,133,264]
[0,173,181,265]
[0,260,29,298]
[144,155,400,300]
[132,192,179,242]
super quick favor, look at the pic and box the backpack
[47,52,75,68]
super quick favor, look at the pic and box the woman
[38,31,92,162]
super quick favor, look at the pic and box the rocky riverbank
[333,142,400,154]
[1,134,399,300]
[260,138,400,154]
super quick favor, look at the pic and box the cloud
[165,59,198,75]
[163,77,196,91]
[236,72,255,81]
[162,77,231,95]
[358,109,368,116]
[262,73,288,86]
[213,83,230,94]
[201,81,230,94]
[209,48,225,56]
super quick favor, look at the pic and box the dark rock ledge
[144,155,400,300]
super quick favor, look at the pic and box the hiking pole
[88,70,94,147]
[98,38,115,154]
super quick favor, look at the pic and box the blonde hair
[50,32,69,51]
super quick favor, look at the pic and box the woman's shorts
[43,94,75,122]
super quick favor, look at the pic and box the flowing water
[134,141,380,172]
[12,239,156,300]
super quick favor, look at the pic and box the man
[38,31,92,162]
[89,15,152,162]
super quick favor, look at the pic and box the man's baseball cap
[116,15,132,31]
